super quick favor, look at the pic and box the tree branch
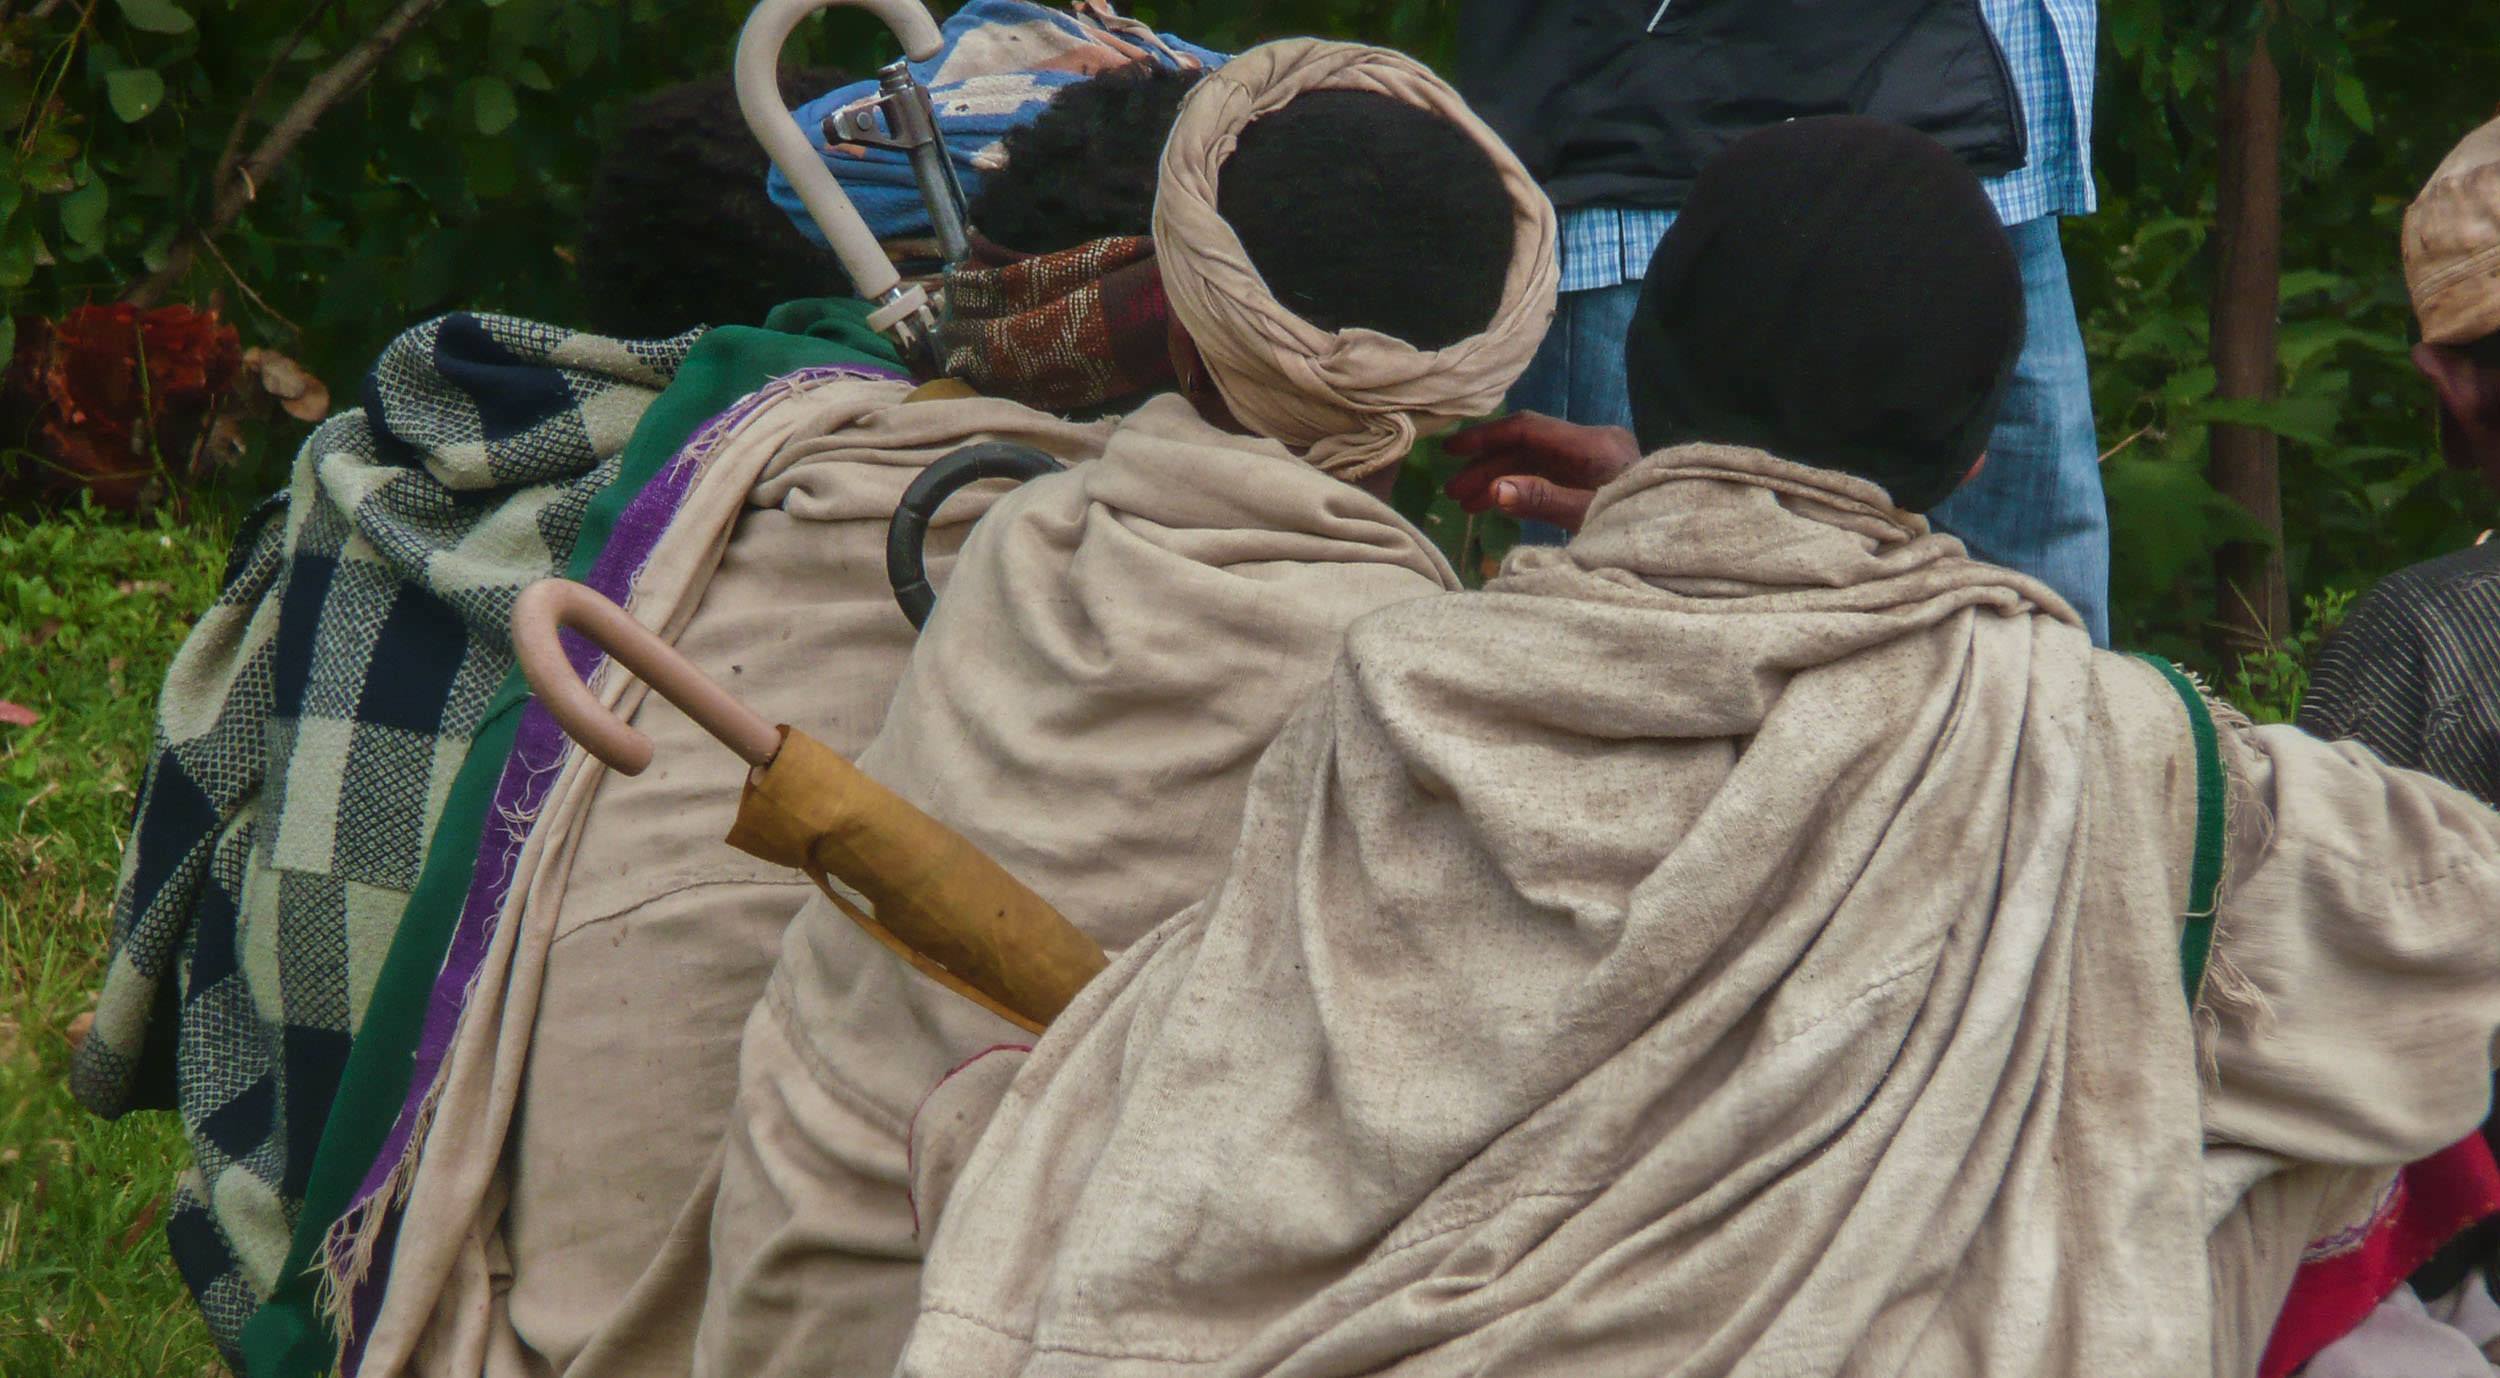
[123,0,446,307]
[207,0,342,210]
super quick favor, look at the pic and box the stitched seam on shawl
[547,874,810,947]
[918,1299,1238,1364]
[2133,653,2223,1005]
[1762,953,1940,1055]
[1379,963,1937,1263]
[762,973,913,1139]
[1377,1186,1608,1265]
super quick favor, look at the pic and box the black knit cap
[1624,115,2025,513]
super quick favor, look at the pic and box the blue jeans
[1506,215,2111,644]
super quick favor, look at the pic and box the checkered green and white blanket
[69,313,696,1351]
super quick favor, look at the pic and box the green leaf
[2104,454,2235,598]
[511,58,555,92]
[0,317,15,368]
[2160,364,2217,407]
[2330,71,2373,133]
[106,67,165,123]
[2193,395,2342,450]
[460,134,518,200]
[2277,321,2400,375]
[0,231,36,289]
[113,0,195,34]
[58,174,108,250]
[471,76,517,136]
[0,66,36,132]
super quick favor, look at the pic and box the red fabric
[2260,1135,2500,1378]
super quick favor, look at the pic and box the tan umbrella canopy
[510,578,1105,1033]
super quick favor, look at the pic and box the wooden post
[2209,10,2289,661]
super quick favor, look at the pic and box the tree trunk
[2209,13,2288,662]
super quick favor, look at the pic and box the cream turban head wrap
[1151,39,1560,481]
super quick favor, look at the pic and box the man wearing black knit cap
[896,115,2500,1378]
[1447,113,2028,538]
[1458,0,2110,646]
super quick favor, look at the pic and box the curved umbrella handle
[887,441,1069,628]
[735,0,947,357]
[511,580,783,776]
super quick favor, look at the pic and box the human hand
[1443,412,1641,534]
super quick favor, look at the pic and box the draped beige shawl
[348,379,1112,1378]
[899,446,2500,1377]
[692,393,1459,1378]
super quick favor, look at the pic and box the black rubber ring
[888,441,1068,628]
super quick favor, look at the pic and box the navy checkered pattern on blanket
[69,313,698,1355]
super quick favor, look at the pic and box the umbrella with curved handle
[887,441,1069,628]
[735,0,951,366]
[510,578,1107,1032]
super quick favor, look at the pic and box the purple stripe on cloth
[331,364,900,1365]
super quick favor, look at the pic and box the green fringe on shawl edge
[235,301,902,1378]
[2131,652,2226,1008]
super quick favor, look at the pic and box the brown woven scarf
[937,234,1175,414]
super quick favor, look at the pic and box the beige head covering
[1151,39,1559,481]
[2404,115,2500,345]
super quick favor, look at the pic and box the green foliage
[2081,0,2500,658]
[0,501,232,1375]
[2,0,868,434]
[0,0,1456,494]
[2221,586,2352,723]
[1394,432,1517,586]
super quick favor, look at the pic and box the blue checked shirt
[1555,0,2097,293]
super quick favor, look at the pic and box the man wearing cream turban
[687,39,1557,1378]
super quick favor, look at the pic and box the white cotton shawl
[690,393,1461,1378]
[346,378,1114,1378]
[900,444,2229,1378]
[762,391,1463,1139]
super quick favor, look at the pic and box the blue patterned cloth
[1555,0,2096,294]
[769,0,1224,252]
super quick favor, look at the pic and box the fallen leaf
[113,579,169,596]
[201,413,249,470]
[65,1009,94,1053]
[0,701,36,727]
[241,346,330,423]
[26,618,60,649]
[114,1194,163,1252]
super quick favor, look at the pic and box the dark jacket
[1458,0,2027,213]
[2299,539,2500,810]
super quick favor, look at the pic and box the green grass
[2,502,234,1377]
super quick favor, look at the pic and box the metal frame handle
[887,442,1069,628]
[511,579,783,776]
[735,0,948,363]
[828,60,974,267]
